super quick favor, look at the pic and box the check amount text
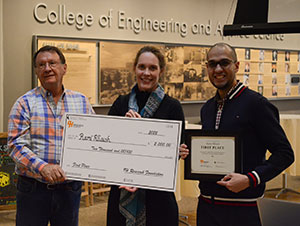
[91,146,133,154]
[153,142,172,147]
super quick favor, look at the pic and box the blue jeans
[16,176,82,226]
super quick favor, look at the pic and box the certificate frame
[184,129,242,181]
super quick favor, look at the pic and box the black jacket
[200,85,294,199]
[107,92,185,226]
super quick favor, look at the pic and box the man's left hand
[217,173,250,193]
[40,164,66,184]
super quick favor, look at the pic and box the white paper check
[60,113,182,192]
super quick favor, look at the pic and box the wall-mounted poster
[99,42,215,104]
[164,45,185,100]
[33,36,300,104]
[98,41,158,105]
[36,38,98,104]
[181,46,214,101]
[0,133,17,210]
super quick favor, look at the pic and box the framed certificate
[184,129,242,181]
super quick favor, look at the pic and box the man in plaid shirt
[8,45,94,226]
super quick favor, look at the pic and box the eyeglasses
[207,59,235,69]
[36,61,61,70]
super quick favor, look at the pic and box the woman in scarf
[106,46,188,226]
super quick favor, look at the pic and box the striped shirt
[7,86,94,182]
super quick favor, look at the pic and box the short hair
[133,46,166,71]
[33,45,66,67]
[207,42,238,62]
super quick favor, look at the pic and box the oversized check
[61,113,182,192]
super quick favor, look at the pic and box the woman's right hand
[119,186,138,193]
[179,143,189,159]
[125,110,141,118]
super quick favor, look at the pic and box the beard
[210,78,233,91]
[209,75,237,95]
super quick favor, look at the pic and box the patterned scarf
[119,84,165,226]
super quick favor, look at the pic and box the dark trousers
[197,196,262,226]
[16,176,82,226]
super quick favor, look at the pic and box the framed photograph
[245,48,251,60]
[285,51,290,61]
[244,62,250,72]
[258,85,264,95]
[259,50,265,60]
[184,130,241,181]
[271,63,277,73]
[272,50,278,61]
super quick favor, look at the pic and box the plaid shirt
[7,86,94,182]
